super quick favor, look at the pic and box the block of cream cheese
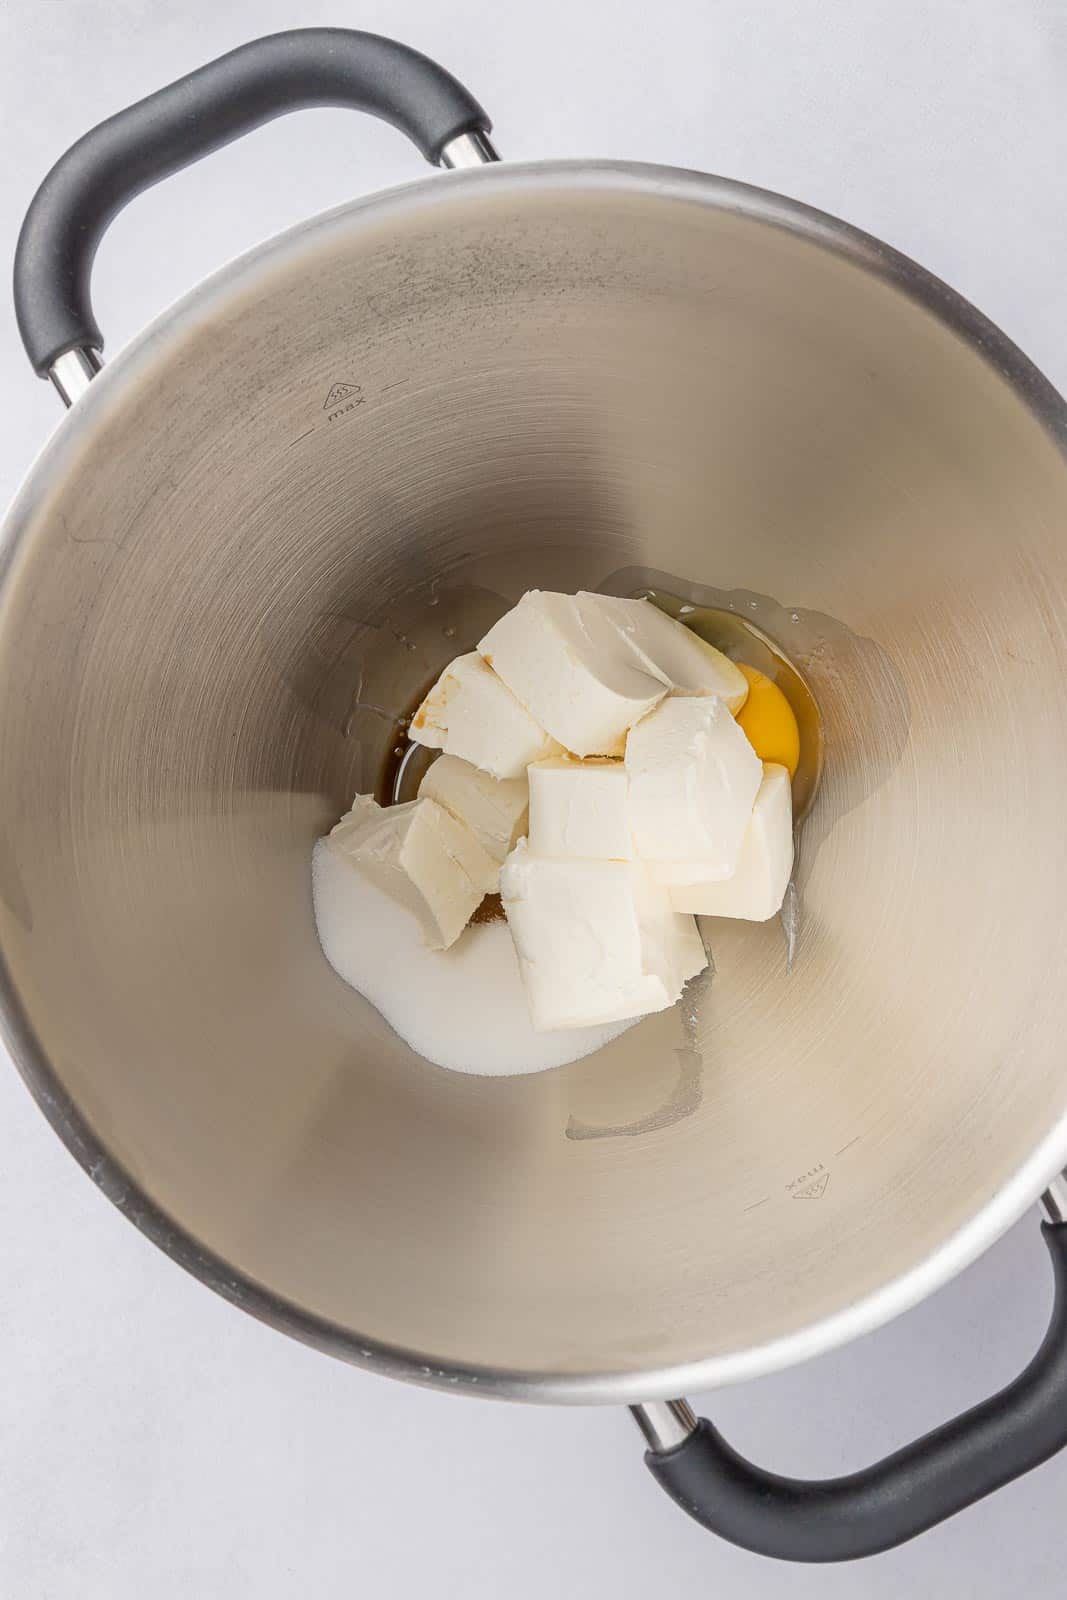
[327,794,495,950]
[479,591,668,757]
[410,652,562,779]
[500,841,707,1029]
[670,764,794,921]
[627,693,763,881]
[527,757,632,860]
[576,593,749,712]
[418,754,529,889]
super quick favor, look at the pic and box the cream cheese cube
[626,693,763,881]
[327,793,383,844]
[326,794,495,950]
[478,591,667,757]
[500,842,707,1030]
[527,757,633,860]
[670,764,794,921]
[576,593,749,712]
[418,754,529,889]
[409,652,562,779]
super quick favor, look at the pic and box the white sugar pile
[312,840,636,1076]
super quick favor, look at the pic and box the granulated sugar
[312,840,635,1076]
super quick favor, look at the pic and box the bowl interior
[3,167,1067,1394]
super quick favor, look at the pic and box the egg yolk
[735,663,800,777]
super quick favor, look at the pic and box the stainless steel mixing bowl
[6,26,1067,1563]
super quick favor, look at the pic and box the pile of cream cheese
[314,592,794,1052]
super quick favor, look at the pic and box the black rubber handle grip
[13,27,491,375]
[646,1222,1067,1563]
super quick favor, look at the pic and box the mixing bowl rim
[3,158,1067,1403]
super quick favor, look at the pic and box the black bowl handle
[636,1200,1067,1563]
[13,27,495,397]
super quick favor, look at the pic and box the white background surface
[2,2,1067,1594]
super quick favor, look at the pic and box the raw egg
[735,663,800,778]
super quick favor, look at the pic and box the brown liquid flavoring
[471,892,506,925]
